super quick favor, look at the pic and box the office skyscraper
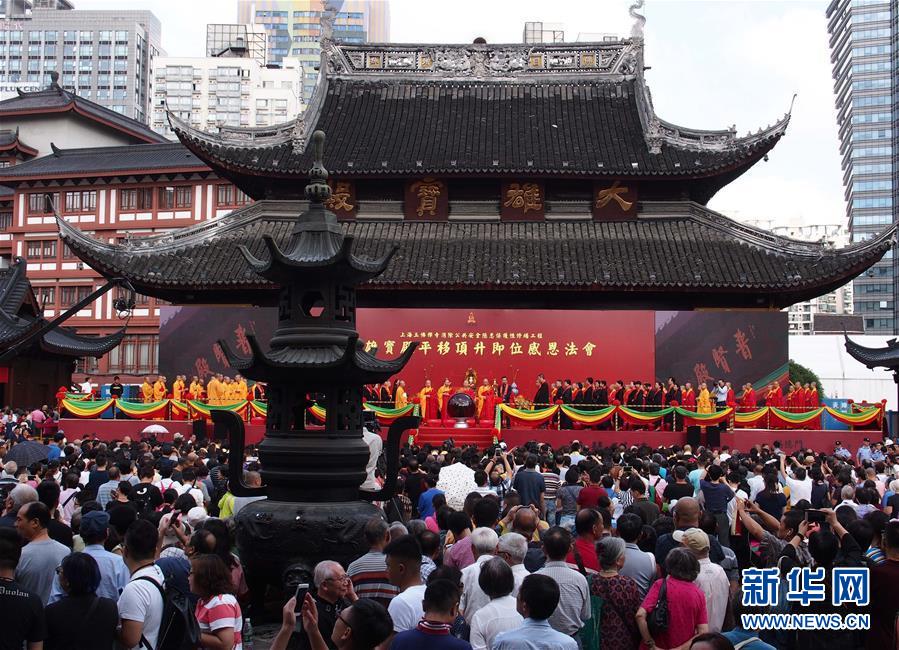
[237,0,389,102]
[0,2,162,123]
[826,0,897,333]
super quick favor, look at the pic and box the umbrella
[142,424,169,435]
[6,440,50,467]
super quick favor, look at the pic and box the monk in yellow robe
[697,382,712,414]
[221,377,234,404]
[206,374,223,405]
[235,374,249,401]
[476,378,494,419]
[394,380,408,409]
[188,376,202,401]
[418,379,434,420]
[152,376,167,401]
[172,375,186,402]
[436,379,453,417]
[141,378,154,403]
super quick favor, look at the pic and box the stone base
[235,498,382,601]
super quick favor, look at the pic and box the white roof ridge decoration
[322,41,642,81]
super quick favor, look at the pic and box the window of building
[106,334,158,374]
[59,285,92,307]
[853,196,892,208]
[118,188,153,211]
[37,286,55,306]
[158,186,192,209]
[64,190,97,212]
[853,179,892,191]
[25,239,56,258]
[27,192,58,215]
[215,184,251,207]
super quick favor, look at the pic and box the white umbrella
[142,424,169,435]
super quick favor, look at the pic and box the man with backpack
[118,519,167,649]
[132,465,163,516]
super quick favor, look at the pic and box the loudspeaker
[686,426,701,447]
[192,418,207,443]
[706,425,721,448]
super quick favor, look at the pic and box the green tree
[789,359,823,397]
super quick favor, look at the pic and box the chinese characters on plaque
[325,180,357,218]
[362,329,597,360]
[405,177,448,219]
[501,181,544,219]
[593,180,638,219]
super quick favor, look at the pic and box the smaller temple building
[0,258,124,406]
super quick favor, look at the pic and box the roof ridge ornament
[305,130,331,204]
[630,0,646,40]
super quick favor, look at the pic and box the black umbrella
[5,440,50,467]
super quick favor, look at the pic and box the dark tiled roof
[845,335,899,370]
[0,85,166,144]
[173,78,786,189]
[0,258,125,358]
[0,128,38,158]
[812,314,863,335]
[57,200,894,309]
[0,143,206,180]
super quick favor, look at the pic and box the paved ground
[247,623,283,649]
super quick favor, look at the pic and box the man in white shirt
[747,464,766,501]
[384,534,427,633]
[470,557,523,650]
[359,423,382,492]
[676,528,729,633]
[118,519,166,650]
[780,456,812,506]
[460,527,500,623]
[79,377,93,394]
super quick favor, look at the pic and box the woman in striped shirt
[190,554,244,650]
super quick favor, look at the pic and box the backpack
[134,574,200,650]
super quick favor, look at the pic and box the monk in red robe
[765,382,783,408]
[740,384,757,408]
[682,382,696,408]
[726,382,736,408]
[809,382,819,406]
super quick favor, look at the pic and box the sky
[78,0,845,228]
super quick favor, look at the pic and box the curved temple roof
[56,200,896,310]
[168,39,791,202]
[0,258,125,360]
[844,334,899,371]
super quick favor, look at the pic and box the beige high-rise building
[237,0,390,102]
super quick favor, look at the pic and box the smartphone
[805,509,827,523]
[294,583,309,613]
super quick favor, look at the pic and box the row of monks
[363,375,821,419]
[364,377,505,421]
[139,374,265,405]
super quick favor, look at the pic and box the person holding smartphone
[292,560,358,650]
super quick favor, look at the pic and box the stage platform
[59,418,873,455]
[59,418,268,445]
[498,428,872,455]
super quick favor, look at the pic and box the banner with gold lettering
[593,180,638,219]
[160,308,788,406]
[325,179,357,219]
[405,177,448,220]
[501,181,544,220]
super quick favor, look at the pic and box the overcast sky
[80,0,844,228]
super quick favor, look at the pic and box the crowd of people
[0,403,897,649]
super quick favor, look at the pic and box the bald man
[509,509,545,572]
[653,496,725,568]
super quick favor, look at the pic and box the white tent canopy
[789,335,896,410]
